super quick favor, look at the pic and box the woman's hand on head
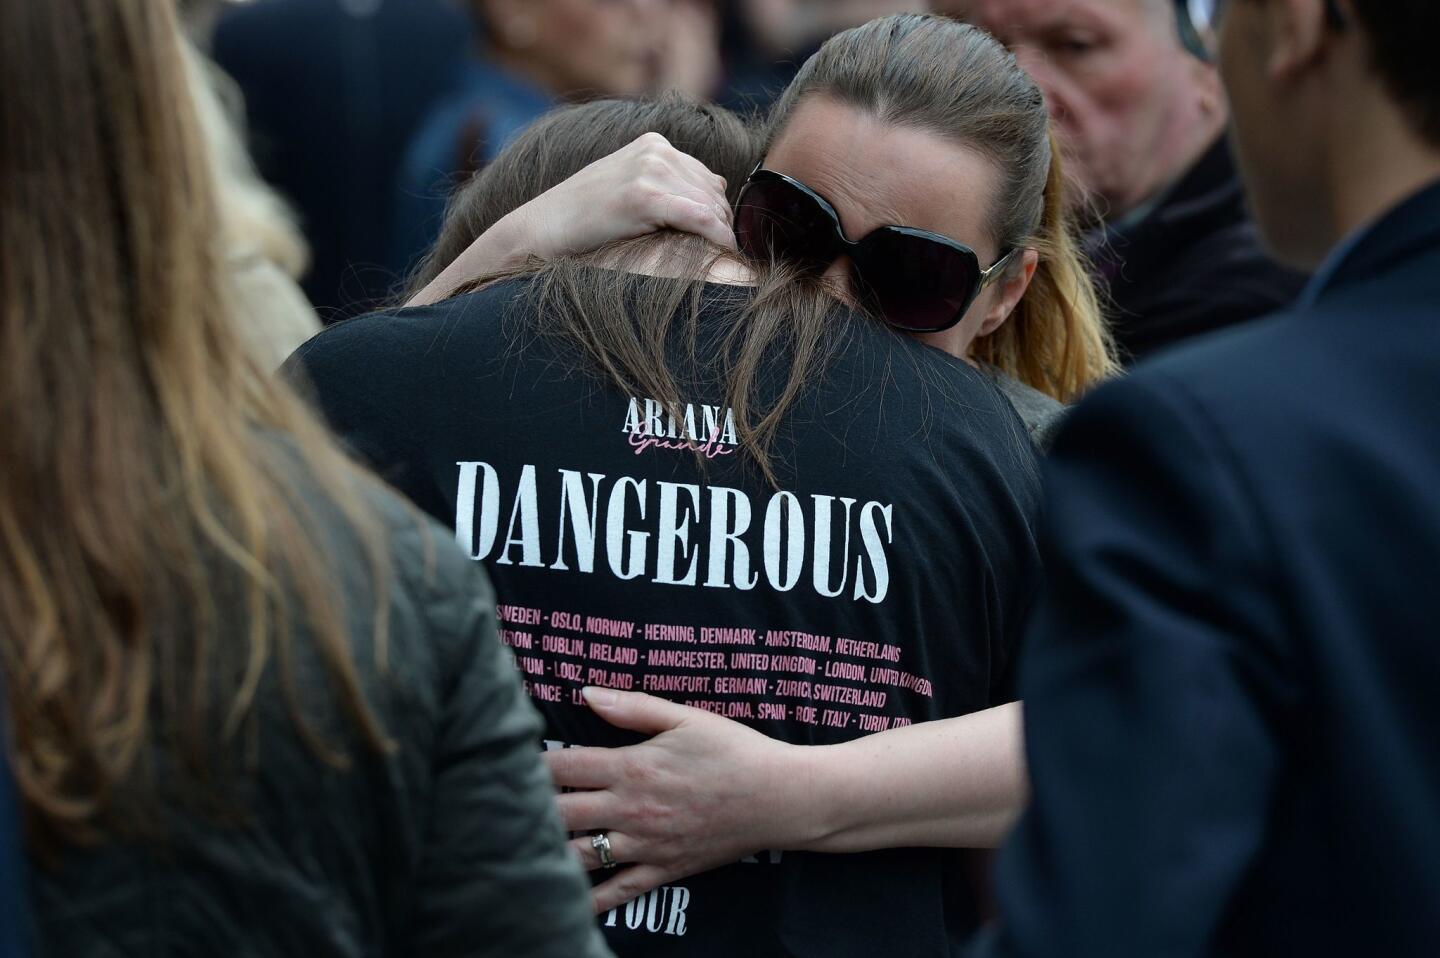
[506,131,737,258]
[545,688,817,914]
[407,133,735,307]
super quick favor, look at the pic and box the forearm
[405,213,528,308]
[405,134,734,311]
[789,703,1028,853]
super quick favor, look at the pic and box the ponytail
[766,16,1118,402]
[971,130,1118,402]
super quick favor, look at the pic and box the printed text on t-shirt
[455,462,896,603]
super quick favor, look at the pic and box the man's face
[943,0,1216,216]
[1215,0,1327,268]
[486,0,663,98]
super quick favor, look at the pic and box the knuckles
[619,749,662,788]
[634,131,672,151]
[637,152,674,182]
[633,797,675,834]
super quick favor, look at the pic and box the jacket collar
[1141,133,1244,232]
[1301,177,1440,307]
[1089,134,1244,282]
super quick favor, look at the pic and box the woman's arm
[802,698,1027,852]
[546,688,1027,913]
[406,132,736,308]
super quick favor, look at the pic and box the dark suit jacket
[212,0,470,320]
[977,180,1440,957]
[1089,136,1308,364]
[1,724,26,957]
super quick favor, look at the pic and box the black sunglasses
[734,164,1019,335]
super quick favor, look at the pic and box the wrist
[405,214,533,308]
[483,210,542,271]
[775,741,850,852]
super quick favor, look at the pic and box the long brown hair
[0,0,392,846]
[407,92,762,300]
[421,24,1112,489]
[765,14,1118,400]
[412,94,850,486]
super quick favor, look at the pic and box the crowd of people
[3,0,1439,955]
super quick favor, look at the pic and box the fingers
[591,864,672,915]
[671,148,730,205]
[630,131,726,200]
[567,830,635,872]
[581,686,698,735]
[671,159,731,225]
[553,788,621,833]
[626,132,734,246]
[662,195,738,250]
[545,744,619,789]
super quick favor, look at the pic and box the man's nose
[1011,45,1070,126]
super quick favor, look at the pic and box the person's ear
[1265,0,1330,82]
[977,249,1040,338]
[1188,57,1227,122]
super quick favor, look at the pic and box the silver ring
[591,832,618,870]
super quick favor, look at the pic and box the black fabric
[293,276,1045,957]
[1088,135,1308,363]
[25,476,610,958]
[0,691,25,958]
[975,179,1440,957]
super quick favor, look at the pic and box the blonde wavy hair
[0,0,391,846]
[181,38,321,368]
[765,14,1119,401]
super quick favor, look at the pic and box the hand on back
[545,688,813,914]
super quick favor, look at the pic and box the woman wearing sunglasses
[297,15,1113,957]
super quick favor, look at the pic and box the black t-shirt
[293,275,1044,958]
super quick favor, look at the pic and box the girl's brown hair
[411,94,848,487]
[416,15,1120,484]
[407,92,762,299]
[765,14,1118,400]
[1,0,391,846]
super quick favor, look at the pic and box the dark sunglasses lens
[853,230,979,333]
[735,178,837,273]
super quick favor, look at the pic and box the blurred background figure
[391,0,670,279]
[393,0,939,276]
[938,0,1306,362]
[659,0,728,103]
[719,1,931,111]
[209,0,472,320]
[184,38,322,367]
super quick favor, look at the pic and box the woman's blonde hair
[765,14,1119,401]
[181,38,321,368]
[0,0,391,846]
